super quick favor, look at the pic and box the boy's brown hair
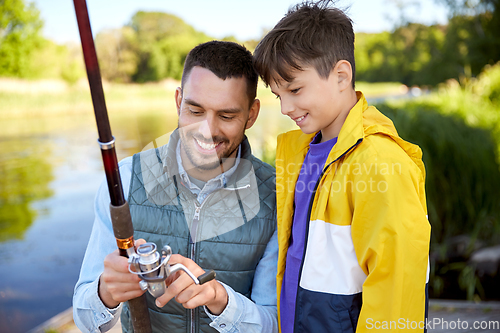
[253,0,355,88]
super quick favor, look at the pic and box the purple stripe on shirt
[280,132,337,333]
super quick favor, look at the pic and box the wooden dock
[29,299,500,332]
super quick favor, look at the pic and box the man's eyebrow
[184,98,203,108]
[218,107,243,114]
[184,98,242,113]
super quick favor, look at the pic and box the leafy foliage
[379,62,500,243]
[376,61,500,300]
[95,27,138,83]
[94,11,212,83]
[355,0,500,86]
[355,24,446,86]
[1,1,499,86]
[377,102,500,245]
[0,0,44,77]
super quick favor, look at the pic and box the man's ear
[334,60,353,91]
[175,87,182,116]
[245,99,260,130]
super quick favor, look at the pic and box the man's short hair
[182,40,258,107]
[253,0,355,88]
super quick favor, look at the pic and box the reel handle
[197,270,216,285]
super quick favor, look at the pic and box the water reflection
[111,110,178,158]
[0,138,53,242]
[0,110,179,332]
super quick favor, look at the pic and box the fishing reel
[128,242,216,298]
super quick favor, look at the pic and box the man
[73,41,278,333]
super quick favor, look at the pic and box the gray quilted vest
[121,130,276,333]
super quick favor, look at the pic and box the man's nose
[198,116,218,140]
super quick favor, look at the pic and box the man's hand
[155,254,228,315]
[98,239,147,308]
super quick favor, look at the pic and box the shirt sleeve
[204,229,279,333]
[350,154,431,333]
[72,157,133,333]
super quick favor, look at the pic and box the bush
[376,103,500,246]
[403,62,500,144]
[376,66,500,298]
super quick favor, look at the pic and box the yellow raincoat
[276,92,431,332]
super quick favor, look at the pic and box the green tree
[95,11,213,83]
[0,0,44,77]
[437,0,500,79]
[438,0,497,16]
[354,0,500,86]
[355,24,447,86]
[96,27,138,83]
[128,11,211,82]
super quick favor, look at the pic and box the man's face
[176,66,259,175]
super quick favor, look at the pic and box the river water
[0,111,178,332]
[0,101,294,332]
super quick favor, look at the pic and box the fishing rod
[72,1,152,332]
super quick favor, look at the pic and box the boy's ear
[334,60,353,91]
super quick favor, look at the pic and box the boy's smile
[291,114,307,125]
[270,64,357,142]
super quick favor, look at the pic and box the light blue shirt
[73,146,278,333]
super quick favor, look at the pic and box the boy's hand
[98,238,147,308]
[155,254,227,315]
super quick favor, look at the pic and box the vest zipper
[189,205,201,333]
[186,185,246,333]
[189,197,211,333]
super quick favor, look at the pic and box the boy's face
[269,63,352,142]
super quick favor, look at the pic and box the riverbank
[29,299,500,333]
[0,78,407,120]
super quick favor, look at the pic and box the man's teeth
[196,139,218,150]
[296,115,305,122]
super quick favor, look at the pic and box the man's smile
[194,138,222,153]
[194,137,224,154]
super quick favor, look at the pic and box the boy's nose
[280,98,295,116]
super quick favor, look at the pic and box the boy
[253,1,430,332]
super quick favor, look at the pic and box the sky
[33,0,450,44]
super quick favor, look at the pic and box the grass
[0,78,405,163]
[0,78,406,120]
[0,78,178,119]
[356,81,408,97]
